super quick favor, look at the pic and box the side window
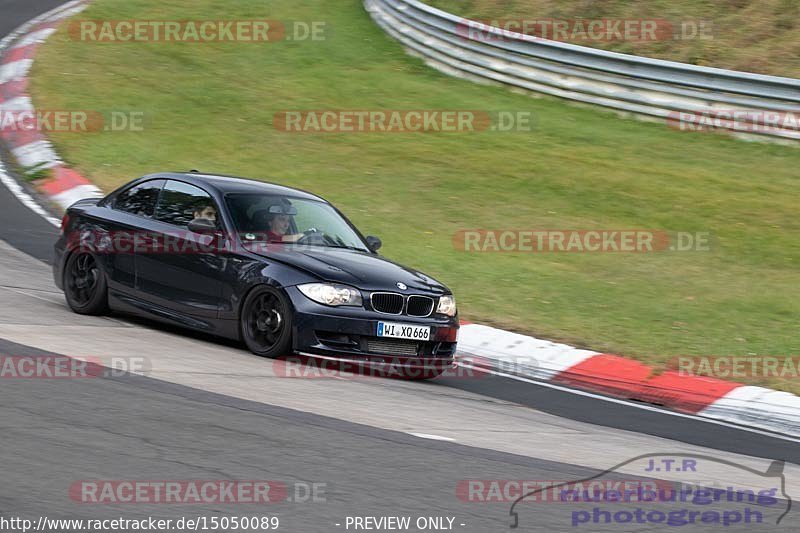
[113,179,165,217]
[154,180,218,228]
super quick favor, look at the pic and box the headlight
[298,283,363,307]
[436,294,457,316]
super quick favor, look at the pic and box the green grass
[30,0,800,392]
[426,0,800,78]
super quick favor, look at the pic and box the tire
[240,285,294,358]
[63,251,108,315]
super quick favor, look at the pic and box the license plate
[377,322,431,341]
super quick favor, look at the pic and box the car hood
[245,244,449,294]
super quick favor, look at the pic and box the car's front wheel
[240,285,294,358]
[64,251,108,315]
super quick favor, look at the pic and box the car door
[101,178,166,295]
[134,179,226,320]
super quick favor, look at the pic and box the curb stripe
[0,79,29,100]
[9,27,57,50]
[0,59,33,85]
[11,139,60,168]
[51,183,103,209]
[699,386,800,436]
[639,371,742,414]
[0,95,33,110]
[458,323,598,380]
[0,127,44,150]
[552,353,653,397]
[40,165,92,195]
[456,324,799,436]
[551,355,742,414]
[1,44,37,65]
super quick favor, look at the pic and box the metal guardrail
[365,0,800,141]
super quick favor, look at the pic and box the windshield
[225,193,369,251]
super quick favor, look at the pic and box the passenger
[192,202,218,225]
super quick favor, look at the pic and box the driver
[265,198,304,243]
[267,213,304,243]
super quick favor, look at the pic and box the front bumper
[286,286,459,364]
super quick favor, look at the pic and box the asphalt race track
[1,2,799,532]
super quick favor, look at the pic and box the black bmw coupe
[54,172,459,377]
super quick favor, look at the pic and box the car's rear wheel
[241,286,294,358]
[64,251,108,315]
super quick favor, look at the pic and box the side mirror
[366,235,382,252]
[188,218,219,235]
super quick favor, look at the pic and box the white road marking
[407,433,456,442]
